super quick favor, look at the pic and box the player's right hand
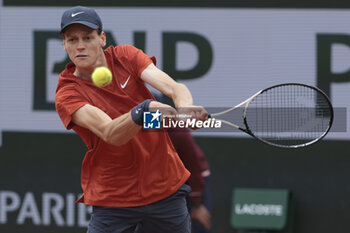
[149,101,179,124]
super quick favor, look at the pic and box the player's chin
[73,59,91,68]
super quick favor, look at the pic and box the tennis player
[55,5,208,233]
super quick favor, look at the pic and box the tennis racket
[208,83,333,148]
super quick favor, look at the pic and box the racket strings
[245,84,332,147]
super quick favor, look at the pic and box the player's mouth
[76,54,88,59]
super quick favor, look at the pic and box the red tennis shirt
[55,45,190,207]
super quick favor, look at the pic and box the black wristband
[131,99,153,125]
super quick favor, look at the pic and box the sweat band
[131,99,153,125]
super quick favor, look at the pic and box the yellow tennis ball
[91,67,112,87]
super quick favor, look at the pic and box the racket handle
[208,114,212,118]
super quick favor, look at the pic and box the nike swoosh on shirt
[71,12,84,17]
[121,75,131,89]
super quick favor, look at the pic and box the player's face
[62,24,106,69]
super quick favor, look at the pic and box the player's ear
[100,31,106,47]
[62,38,67,51]
[61,33,67,51]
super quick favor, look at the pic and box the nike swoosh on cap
[71,12,84,17]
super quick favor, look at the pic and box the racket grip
[208,114,212,118]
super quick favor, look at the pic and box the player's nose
[76,39,86,50]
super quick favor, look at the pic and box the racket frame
[209,83,334,148]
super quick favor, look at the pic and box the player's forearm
[103,112,141,146]
[171,83,208,122]
[103,100,154,146]
[171,83,194,108]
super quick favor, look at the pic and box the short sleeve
[117,45,155,78]
[55,86,89,129]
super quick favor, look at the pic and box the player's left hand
[178,105,208,129]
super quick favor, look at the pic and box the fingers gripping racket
[209,83,334,148]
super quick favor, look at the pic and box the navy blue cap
[60,6,102,33]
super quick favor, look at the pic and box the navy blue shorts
[87,184,191,233]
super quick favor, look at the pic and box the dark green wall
[0,132,349,233]
[195,137,350,233]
